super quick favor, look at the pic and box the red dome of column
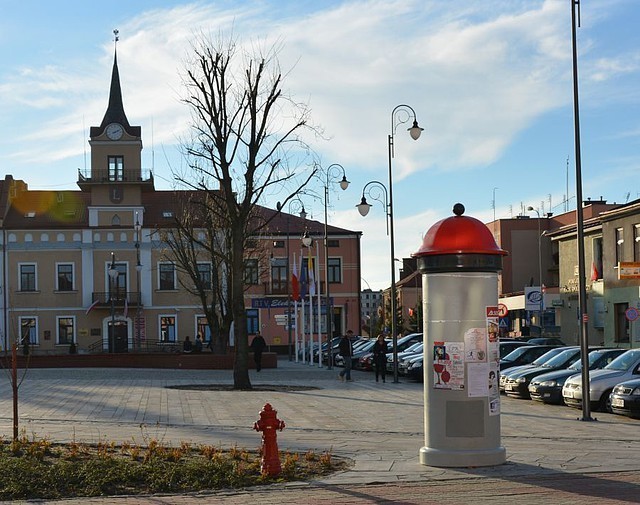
[414,203,507,257]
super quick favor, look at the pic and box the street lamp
[357,180,401,377]
[374,104,423,383]
[323,164,349,369]
[276,198,307,361]
[571,0,593,421]
[134,213,142,350]
[527,206,544,335]
[108,252,118,353]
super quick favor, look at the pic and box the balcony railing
[77,168,153,184]
[91,291,142,308]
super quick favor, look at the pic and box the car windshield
[530,347,564,366]
[604,349,640,371]
[502,346,531,362]
[542,348,579,368]
[404,342,422,353]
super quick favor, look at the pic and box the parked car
[499,346,570,392]
[609,377,640,418]
[526,337,567,346]
[503,347,581,399]
[397,343,424,376]
[529,348,627,404]
[321,335,363,365]
[563,349,640,412]
[499,340,533,360]
[499,345,562,372]
[404,354,424,381]
[385,333,424,372]
[336,338,385,368]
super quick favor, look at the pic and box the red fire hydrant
[253,403,286,476]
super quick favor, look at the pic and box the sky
[1,0,639,290]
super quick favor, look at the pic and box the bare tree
[174,35,318,388]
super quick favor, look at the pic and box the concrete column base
[419,445,506,468]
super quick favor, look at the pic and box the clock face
[105,123,124,140]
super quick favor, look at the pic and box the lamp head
[357,197,372,217]
[299,206,307,220]
[302,231,313,247]
[527,206,534,211]
[408,120,424,140]
[339,176,350,191]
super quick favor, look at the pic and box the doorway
[109,321,129,353]
[614,303,630,344]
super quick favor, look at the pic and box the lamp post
[276,198,307,362]
[134,213,142,350]
[323,164,349,369]
[527,206,543,335]
[571,0,593,422]
[108,252,118,353]
[377,104,423,383]
[357,180,399,377]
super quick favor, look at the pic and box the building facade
[0,51,362,356]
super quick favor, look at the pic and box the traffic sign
[625,307,639,322]
[497,303,508,317]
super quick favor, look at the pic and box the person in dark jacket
[338,330,355,382]
[250,331,267,371]
[372,333,389,383]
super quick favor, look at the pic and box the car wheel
[600,389,613,413]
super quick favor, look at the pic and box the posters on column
[432,341,465,390]
[486,306,501,415]
[463,327,487,362]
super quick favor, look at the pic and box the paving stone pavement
[0,358,639,504]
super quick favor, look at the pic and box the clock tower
[78,31,153,216]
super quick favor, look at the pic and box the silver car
[562,349,640,412]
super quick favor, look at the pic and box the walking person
[250,330,267,372]
[338,330,355,382]
[372,333,388,383]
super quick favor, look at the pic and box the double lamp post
[357,104,423,383]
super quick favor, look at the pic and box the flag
[123,298,129,319]
[85,299,100,315]
[292,255,300,301]
[590,262,599,281]
[308,254,316,297]
[299,252,308,298]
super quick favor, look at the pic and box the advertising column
[414,203,507,467]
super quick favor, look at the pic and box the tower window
[108,156,124,181]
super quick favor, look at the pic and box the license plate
[505,384,513,391]
[564,390,573,399]
[612,398,625,408]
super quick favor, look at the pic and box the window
[108,156,124,181]
[57,316,75,345]
[245,259,259,285]
[634,225,640,262]
[57,263,74,291]
[273,240,285,248]
[159,263,176,290]
[328,257,342,283]
[108,263,128,300]
[592,238,603,280]
[197,263,212,291]
[20,317,38,345]
[160,316,176,342]
[19,264,36,291]
[271,258,287,294]
[615,228,624,264]
[196,316,211,343]
[246,309,259,334]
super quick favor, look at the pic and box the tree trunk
[232,227,251,389]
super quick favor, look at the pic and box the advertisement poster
[433,342,451,389]
[463,327,487,362]
[467,362,489,397]
[445,342,465,390]
[489,361,500,415]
